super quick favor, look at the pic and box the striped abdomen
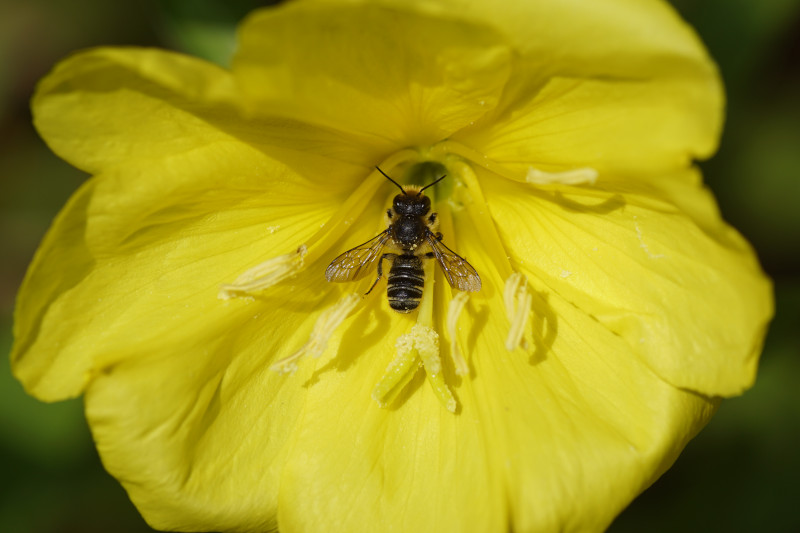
[387,254,424,313]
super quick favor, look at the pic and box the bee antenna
[375,166,406,194]
[418,174,447,196]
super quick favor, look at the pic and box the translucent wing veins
[426,231,482,292]
[326,230,391,282]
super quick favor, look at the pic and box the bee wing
[426,232,482,292]
[326,230,391,282]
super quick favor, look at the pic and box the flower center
[219,144,597,412]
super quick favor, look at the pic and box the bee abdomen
[387,255,424,313]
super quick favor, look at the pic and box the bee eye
[394,194,416,214]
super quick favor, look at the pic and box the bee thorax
[392,217,426,247]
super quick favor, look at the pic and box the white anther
[526,167,598,186]
[446,291,470,375]
[503,273,532,351]
[218,245,307,300]
[270,292,360,373]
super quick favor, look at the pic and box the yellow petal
[276,213,716,531]
[33,47,234,174]
[312,0,722,176]
[233,2,511,152]
[11,175,334,395]
[11,179,97,398]
[481,168,773,397]
[277,310,508,533]
[13,107,348,400]
[11,154,348,530]
[459,0,721,176]
[464,279,717,532]
[458,71,723,178]
[33,47,375,184]
[17,44,388,402]
[82,285,340,531]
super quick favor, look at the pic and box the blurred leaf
[0,351,87,467]
[156,0,282,66]
[729,103,800,256]
[162,18,238,66]
[670,0,800,86]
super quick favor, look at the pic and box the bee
[325,167,481,313]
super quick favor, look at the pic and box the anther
[374,323,456,412]
[409,323,441,374]
[446,291,470,375]
[504,272,532,351]
[526,167,598,186]
[218,245,307,300]
[270,292,360,373]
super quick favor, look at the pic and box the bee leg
[428,212,437,224]
[386,209,393,219]
[435,232,443,242]
[365,253,396,296]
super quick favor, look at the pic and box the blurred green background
[1,0,798,531]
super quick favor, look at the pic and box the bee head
[376,166,445,217]
[393,192,431,216]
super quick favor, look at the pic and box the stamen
[372,258,457,412]
[415,259,456,411]
[446,291,470,376]
[218,245,307,300]
[413,324,442,375]
[444,157,514,280]
[372,324,455,413]
[430,140,599,187]
[526,166,598,186]
[413,324,456,413]
[371,335,422,409]
[504,272,532,351]
[270,292,360,373]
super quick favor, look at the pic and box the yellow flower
[12,0,773,531]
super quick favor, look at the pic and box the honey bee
[326,167,481,312]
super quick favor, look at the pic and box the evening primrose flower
[12,0,772,531]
